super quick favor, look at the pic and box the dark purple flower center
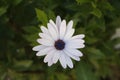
[54,39,65,50]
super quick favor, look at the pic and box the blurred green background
[0,0,120,80]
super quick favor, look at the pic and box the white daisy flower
[33,16,85,69]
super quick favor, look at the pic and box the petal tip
[57,15,61,18]
[36,53,39,56]
[81,34,85,38]
[44,59,47,63]
[69,66,73,69]
[32,47,36,51]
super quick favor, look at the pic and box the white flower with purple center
[33,16,85,69]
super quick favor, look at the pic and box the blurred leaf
[86,36,98,44]
[47,10,55,20]
[13,60,33,69]
[35,8,48,26]
[104,2,114,11]
[12,0,23,5]
[99,1,114,11]
[46,67,56,80]
[56,73,68,80]
[23,26,40,46]
[0,6,8,16]
[0,63,7,80]
[87,48,105,59]
[76,62,98,80]
[29,74,44,80]
[91,2,97,8]
[86,17,105,32]
[23,26,40,34]
[91,8,102,18]
[76,0,91,4]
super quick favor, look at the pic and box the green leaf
[104,2,114,11]
[86,36,98,44]
[0,6,8,16]
[13,60,33,69]
[91,8,102,18]
[0,63,6,80]
[29,74,44,80]
[76,62,98,80]
[47,10,55,20]
[76,0,91,4]
[56,73,68,80]
[35,8,48,26]
[87,48,105,59]
[91,2,97,8]
[46,67,56,80]
[12,0,22,5]
[86,17,105,32]
[22,26,40,46]
[100,1,114,11]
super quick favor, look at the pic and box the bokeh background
[0,0,120,80]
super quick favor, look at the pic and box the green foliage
[76,62,98,80]
[0,6,8,16]
[35,8,48,26]
[91,8,102,18]
[0,0,120,80]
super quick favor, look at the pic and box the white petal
[65,39,85,49]
[66,43,85,49]
[37,39,54,46]
[59,20,66,39]
[65,48,83,57]
[48,58,54,66]
[67,39,85,44]
[72,56,80,61]
[59,52,67,69]
[64,49,80,61]
[56,16,61,29]
[48,23,58,40]
[44,49,56,63]
[36,47,54,56]
[40,26,49,34]
[32,45,46,51]
[63,20,74,40]
[39,33,54,42]
[64,29,75,41]
[65,55,73,68]
[71,34,85,39]
[49,20,59,34]
[49,20,57,30]
[67,20,73,31]
[36,51,46,56]
[53,51,61,63]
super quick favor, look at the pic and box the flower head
[33,16,85,69]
